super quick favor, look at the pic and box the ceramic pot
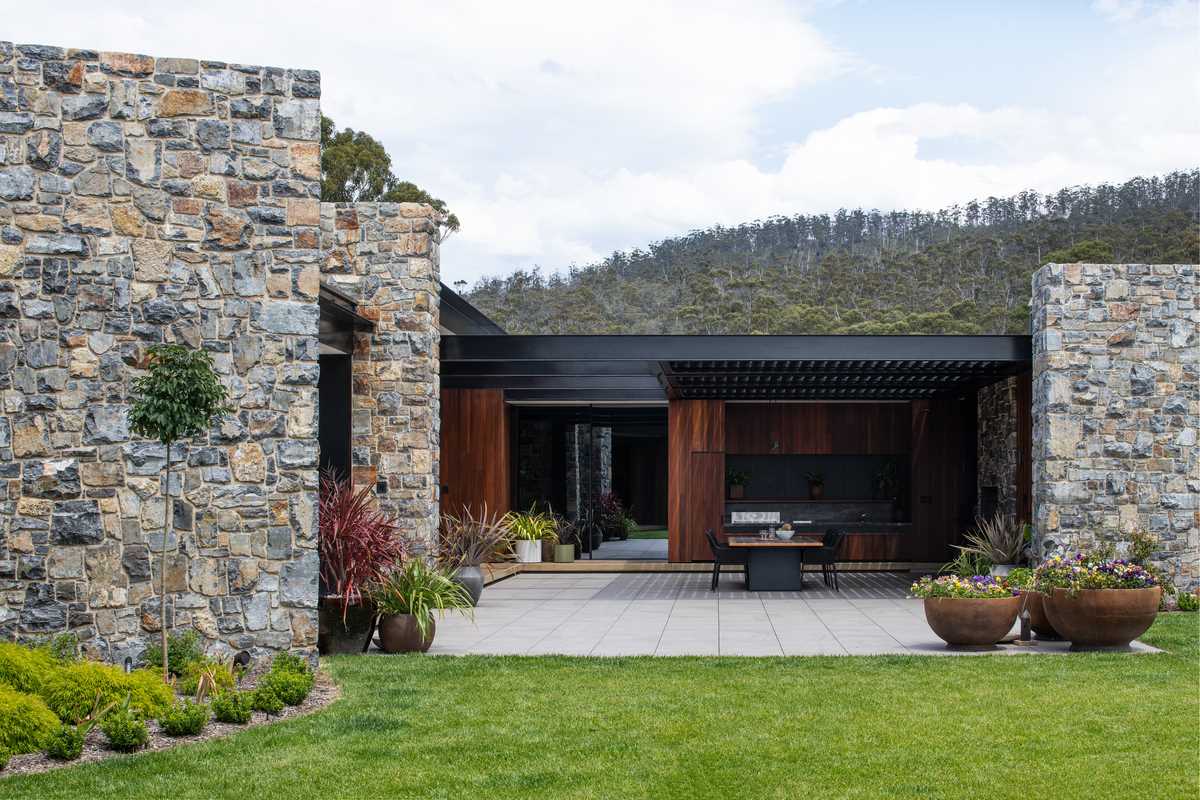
[318,598,377,655]
[1044,587,1160,651]
[554,544,576,563]
[729,485,745,499]
[377,613,435,653]
[1018,590,1060,639]
[808,482,824,500]
[453,564,485,606]
[922,595,1021,648]
[514,539,542,563]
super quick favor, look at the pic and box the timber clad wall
[440,388,510,521]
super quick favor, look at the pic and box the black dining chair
[705,529,746,591]
[806,529,845,591]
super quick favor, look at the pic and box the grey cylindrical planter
[554,544,575,563]
[454,565,485,606]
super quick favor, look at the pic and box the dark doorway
[318,354,352,482]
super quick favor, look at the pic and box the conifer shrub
[0,641,58,694]
[211,690,253,724]
[100,707,150,753]
[250,685,284,715]
[158,699,209,737]
[0,684,60,755]
[44,725,85,761]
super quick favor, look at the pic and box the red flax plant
[318,471,406,621]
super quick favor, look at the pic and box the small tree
[128,345,232,681]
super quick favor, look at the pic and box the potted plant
[910,574,1021,649]
[1006,566,1060,640]
[805,472,825,500]
[505,507,557,563]
[598,493,628,540]
[552,514,581,562]
[317,471,406,654]
[726,467,750,499]
[1034,553,1161,651]
[954,512,1026,576]
[438,506,512,606]
[370,559,474,653]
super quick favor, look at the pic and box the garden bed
[2,671,338,778]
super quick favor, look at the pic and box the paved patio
[427,572,1160,656]
[588,537,667,560]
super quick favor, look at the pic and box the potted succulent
[317,471,406,655]
[1006,566,1060,640]
[438,506,513,606]
[1034,553,1161,651]
[370,559,474,653]
[505,507,557,563]
[910,574,1021,649]
[954,512,1026,576]
[726,467,750,499]
[805,472,825,500]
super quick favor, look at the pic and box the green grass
[629,527,668,539]
[4,615,1197,799]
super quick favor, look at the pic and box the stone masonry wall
[0,41,324,662]
[319,202,440,554]
[1032,263,1198,591]
[978,376,1020,521]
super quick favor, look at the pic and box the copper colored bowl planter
[377,613,436,654]
[1044,587,1161,651]
[1018,590,1061,640]
[923,596,1021,648]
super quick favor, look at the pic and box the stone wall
[0,41,325,661]
[978,376,1019,521]
[319,202,440,553]
[1032,263,1198,591]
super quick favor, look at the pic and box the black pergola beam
[442,375,664,390]
[441,360,662,377]
[504,388,668,402]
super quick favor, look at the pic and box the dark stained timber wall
[439,388,510,522]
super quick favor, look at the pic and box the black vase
[318,598,377,655]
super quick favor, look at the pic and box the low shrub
[0,684,61,755]
[250,686,284,715]
[100,707,149,752]
[0,746,9,770]
[177,658,237,697]
[0,641,58,694]
[44,725,85,761]
[260,670,313,706]
[158,699,209,737]
[39,662,172,723]
[211,690,253,724]
[143,630,204,678]
[271,651,310,676]
[1178,591,1199,613]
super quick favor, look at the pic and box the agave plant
[370,559,474,640]
[439,505,513,569]
[955,512,1025,566]
[318,471,406,616]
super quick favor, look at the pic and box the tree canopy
[320,116,460,238]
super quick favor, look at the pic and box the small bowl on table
[774,530,795,541]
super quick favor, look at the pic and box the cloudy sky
[8,0,1198,285]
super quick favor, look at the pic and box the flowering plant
[1033,553,1160,596]
[910,574,1016,599]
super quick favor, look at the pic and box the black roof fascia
[439,283,506,335]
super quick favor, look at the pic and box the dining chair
[705,529,746,591]
[806,528,845,591]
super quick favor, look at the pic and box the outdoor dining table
[726,535,823,591]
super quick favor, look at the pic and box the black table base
[744,548,807,591]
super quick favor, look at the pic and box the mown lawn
[4,615,1197,800]
[629,527,668,539]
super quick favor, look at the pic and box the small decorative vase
[453,564,485,606]
[377,614,435,653]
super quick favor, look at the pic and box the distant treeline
[466,170,1198,334]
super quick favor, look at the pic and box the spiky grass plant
[438,505,513,569]
[318,471,406,619]
[369,560,474,641]
[954,512,1026,566]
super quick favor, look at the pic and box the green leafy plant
[725,467,750,487]
[1177,592,1199,613]
[438,505,513,569]
[1006,567,1035,590]
[804,471,825,485]
[271,651,310,676]
[211,690,254,724]
[369,559,474,642]
[47,633,81,664]
[251,686,284,715]
[955,512,1026,566]
[100,702,150,752]
[259,671,314,707]
[0,684,60,755]
[0,746,9,770]
[143,630,204,678]
[44,725,85,761]
[939,550,993,578]
[504,507,558,543]
[0,640,58,694]
[38,661,172,723]
[158,699,209,737]
[1127,529,1157,565]
[177,658,237,699]
[128,344,232,682]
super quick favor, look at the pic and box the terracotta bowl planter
[377,613,436,653]
[1044,587,1161,651]
[318,598,377,655]
[1018,590,1061,640]
[923,596,1021,648]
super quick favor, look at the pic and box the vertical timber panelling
[686,453,725,561]
[911,397,974,562]
[439,389,510,521]
[668,400,724,562]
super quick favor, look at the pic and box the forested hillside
[465,170,1198,334]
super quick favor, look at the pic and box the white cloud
[3,1,1197,285]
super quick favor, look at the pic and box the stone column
[1031,263,1198,591]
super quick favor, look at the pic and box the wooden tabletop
[727,536,822,548]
